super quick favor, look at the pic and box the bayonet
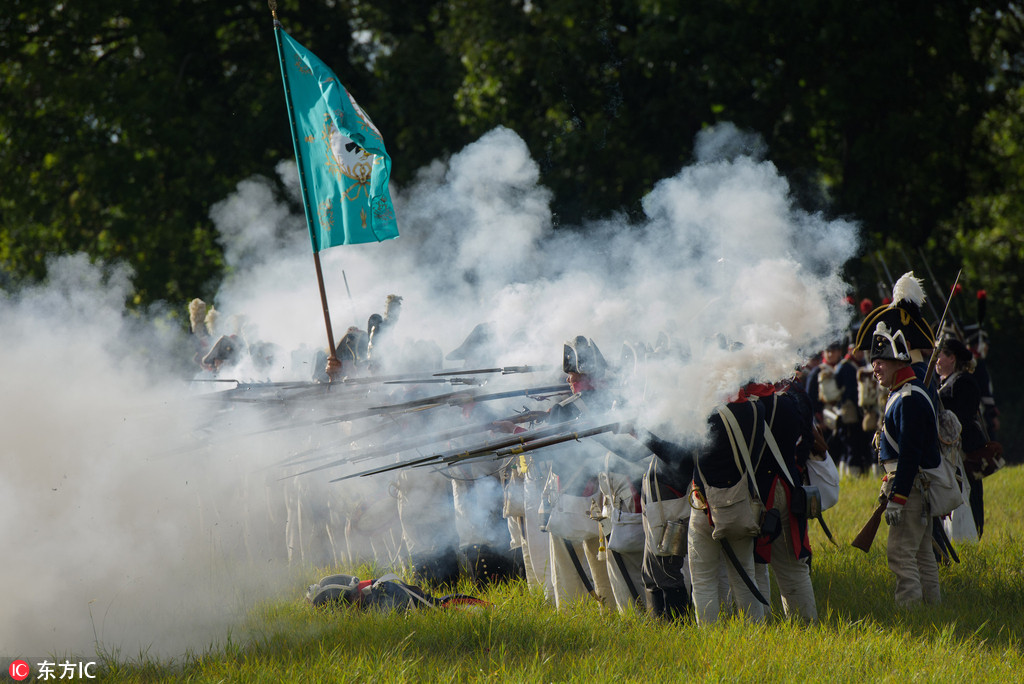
[384,377,485,386]
[433,364,555,377]
[923,269,963,387]
[896,246,943,324]
[875,251,896,293]
[915,247,965,337]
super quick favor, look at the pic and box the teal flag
[276,29,398,249]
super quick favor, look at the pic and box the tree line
[2,0,1022,443]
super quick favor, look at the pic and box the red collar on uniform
[890,366,917,391]
[735,382,775,402]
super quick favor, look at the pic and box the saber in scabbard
[817,513,839,547]
[720,538,770,606]
[932,518,960,564]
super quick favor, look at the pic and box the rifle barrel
[329,417,583,481]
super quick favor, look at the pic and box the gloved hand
[884,500,904,527]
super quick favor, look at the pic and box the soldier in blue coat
[870,321,942,606]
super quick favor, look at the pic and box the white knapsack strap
[882,383,937,455]
[717,404,763,501]
[644,458,663,507]
[694,407,745,495]
[761,421,796,487]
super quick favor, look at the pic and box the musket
[433,365,556,377]
[868,253,892,303]
[251,382,571,435]
[915,247,965,338]
[384,377,485,386]
[875,251,896,295]
[326,383,571,424]
[923,269,962,387]
[329,417,585,481]
[271,418,398,469]
[195,379,323,402]
[283,408,548,476]
[411,421,635,472]
[483,422,621,460]
[346,409,548,464]
[851,500,887,552]
[720,538,770,606]
[897,246,943,325]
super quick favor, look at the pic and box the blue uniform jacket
[879,374,941,501]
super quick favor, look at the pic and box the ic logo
[9,659,30,681]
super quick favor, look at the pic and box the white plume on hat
[187,298,207,334]
[891,271,926,307]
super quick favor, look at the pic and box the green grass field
[101,466,1023,682]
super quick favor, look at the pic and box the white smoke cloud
[1,122,859,658]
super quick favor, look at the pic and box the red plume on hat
[859,298,874,316]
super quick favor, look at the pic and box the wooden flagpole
[270,0,340,380]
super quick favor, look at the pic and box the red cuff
[891,493,908,506]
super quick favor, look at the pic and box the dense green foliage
[2,1,1023,443]
[94,467,1024,681]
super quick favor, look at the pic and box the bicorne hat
[563,335,607,376]
[854,271,935,353]
[868,322,911,363]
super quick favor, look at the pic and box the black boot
[646,588,667,619]
[663,586,692,620]
[510,546,527,580]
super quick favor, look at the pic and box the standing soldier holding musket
[869,320,942,606]
[504,335,616,610]
[863,272,943,606]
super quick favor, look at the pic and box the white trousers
[755,480,818,623]
[886,486,941,606]
[549,535,610,610]
[688,509,764,624]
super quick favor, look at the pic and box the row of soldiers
[189,271,1003,619]
[297,322,827,622]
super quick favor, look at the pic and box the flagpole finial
[268,0,278,20]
